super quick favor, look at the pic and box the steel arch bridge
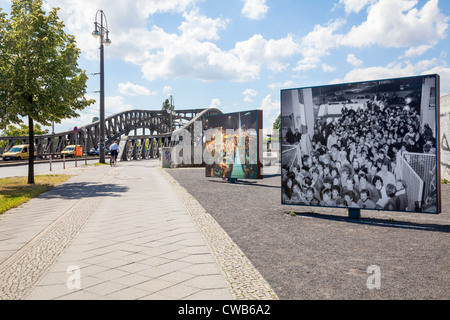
[0,108,222,162]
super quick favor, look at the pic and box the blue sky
[1,0,450,134]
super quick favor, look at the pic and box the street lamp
[170,95,174,131]
[92,10,111,163]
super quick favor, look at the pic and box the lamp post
[92,10,111,163]
[169,95,174,132]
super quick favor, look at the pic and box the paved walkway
[0,160,277,300]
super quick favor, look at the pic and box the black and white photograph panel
[281,75,440,214]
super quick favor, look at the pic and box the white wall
[440,94,450,180]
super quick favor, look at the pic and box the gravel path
[166,167,450,300]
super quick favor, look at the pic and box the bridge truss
[0,108,222,162]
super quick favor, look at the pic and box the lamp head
[92,24,100,38]
[104,31,112,46]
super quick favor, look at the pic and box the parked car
[2,144,37,160]
[88,147,110,156]
[88,147,100,156]
[61,145,82,157]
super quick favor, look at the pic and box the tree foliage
[161,98,172,112]
[0,124,49,148]
[273,114,280,131]
[0,0,94,128]
[2,123,49,136]
[273,113,281,139]
[0,0,95,183]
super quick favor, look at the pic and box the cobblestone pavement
[0,160,277,300]
[166,166,450,300]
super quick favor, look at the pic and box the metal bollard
[49,155,52,171]
[63,155,65,169]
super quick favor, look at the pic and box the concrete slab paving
[0,160,277,300]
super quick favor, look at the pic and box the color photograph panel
[205,110,260,180]
[281,75,439,214]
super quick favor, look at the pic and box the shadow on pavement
[38,182,129,200]
[289,211,450,234]
[206,178,281,190]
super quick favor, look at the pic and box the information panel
[205,110,263,180]
[281,75,441,214]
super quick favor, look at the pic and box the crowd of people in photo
[282,93,437,212]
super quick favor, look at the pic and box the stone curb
[159,168,279,300]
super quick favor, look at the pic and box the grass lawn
[0,175,72,215]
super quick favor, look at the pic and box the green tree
[273,113,281,139]
[0,123,49,148]
[0,0,94,184]
[161,98,172,112]
[2,123,49,137]
[0,123,48,148]
[162,98,175,131]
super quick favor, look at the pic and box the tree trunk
[28,115,35,185]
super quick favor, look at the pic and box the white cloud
[260,94,281,130]
[342,0,449,48]
[415,58,439,71]
[55,0,297,84]
[294,19,345,72]
[179,9,228,41]
[347,53,363,67]
[322,63,336,72]
[106,96,134,115]
[118,82,151,96]
[294,60,320,72]
[136,0,204,15]
[163,86,173,94]
[339,63,450,95]
[336,64,416,84]
[243,89,258,102]
[136,32,299,82]
[268,80,295,90]
[423,66,450,95]
[241,0,269,20]
[334,59,449,94]
[54,95,132,132]
[294,0,449,73]
[43,0,449,88]
[401,45,433,58]
[43,0,203,60]
[260,94,279,113]
[339,0,374,14]
[232,34,300,74]
[210,98,222,109]
[301,19,345,54]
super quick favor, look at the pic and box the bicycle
[110,153,118,167]
[110,142,119,167]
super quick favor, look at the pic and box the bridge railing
[0,108,220,163]
[118,108,223,163]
